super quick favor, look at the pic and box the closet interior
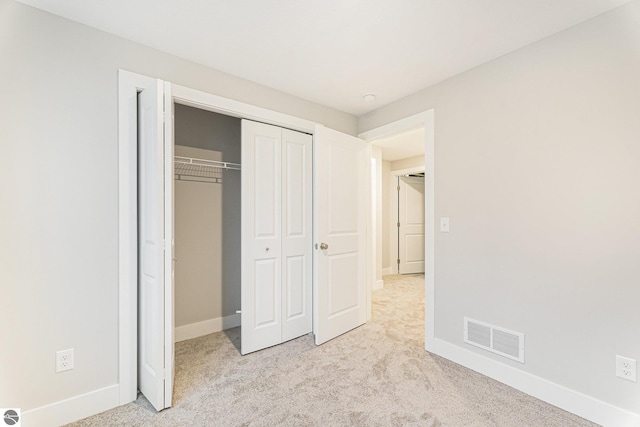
[173,104,241,343]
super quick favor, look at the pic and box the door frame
[118,70,370,405]
[358,110,435,351]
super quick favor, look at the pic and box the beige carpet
[69,274,599,426]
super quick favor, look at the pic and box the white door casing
[398,176,425,274]
[137,79,168,411]
[314,125,367,345]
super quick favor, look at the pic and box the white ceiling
[373,127,425,161]
[18,0,631,116]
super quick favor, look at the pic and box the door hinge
[397,258,400,265]
[397,185,400,191]
[397,222,400,228]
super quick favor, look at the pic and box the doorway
[358,110,435,351]
[118,70,371,411]
[368,126,426,278]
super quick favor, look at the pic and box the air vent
[464,317,524,363]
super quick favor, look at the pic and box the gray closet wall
[174,104,241,331]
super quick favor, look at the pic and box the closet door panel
[282,129,313,341]
[241,120,282,355]
[137,80,167,411]
[254,258,279,327]
[254,136,280,240]
[285,142,304,236]
[285,255,305,318]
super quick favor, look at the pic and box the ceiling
[373,127,425,161]
[18,0,631,116]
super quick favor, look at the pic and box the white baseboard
[432,338,640,427]
[382,267,392,276]
[21,384,119,427]
[373,279,384,290]
[175,313,241,342]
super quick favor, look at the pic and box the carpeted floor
[69,274,599,426]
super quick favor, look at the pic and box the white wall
[0,0,356,414]
[360,1,640,416]
[390,155,425,172]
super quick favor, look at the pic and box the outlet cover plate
[616,355,636,382]
[56,348,74,373]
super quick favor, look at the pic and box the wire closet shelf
[174,156,241,184]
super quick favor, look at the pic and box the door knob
[320,243,329,250]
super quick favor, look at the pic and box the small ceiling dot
[363,93,376,103]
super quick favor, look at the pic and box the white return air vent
[464,317,525,363]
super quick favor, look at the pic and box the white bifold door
[137,79,174,411]
[241,120,313,355]
[398,176,425,274]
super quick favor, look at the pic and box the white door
[162,82,175,407]
[241,121,313,354]
[314,126,367,345]
[241,121,283,355]
[281,129,313,341]
[137,79,173,411]
[398,176,425,274]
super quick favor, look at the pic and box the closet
[172,106,313,355]
[131,77,368,411]
[173,105,242,342]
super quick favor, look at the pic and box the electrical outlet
[56,348,74,373]
[616,355,636,382]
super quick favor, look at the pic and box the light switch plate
[440,217,450,232]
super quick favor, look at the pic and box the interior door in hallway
[314,125,367,345]
[398,175,425,274]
